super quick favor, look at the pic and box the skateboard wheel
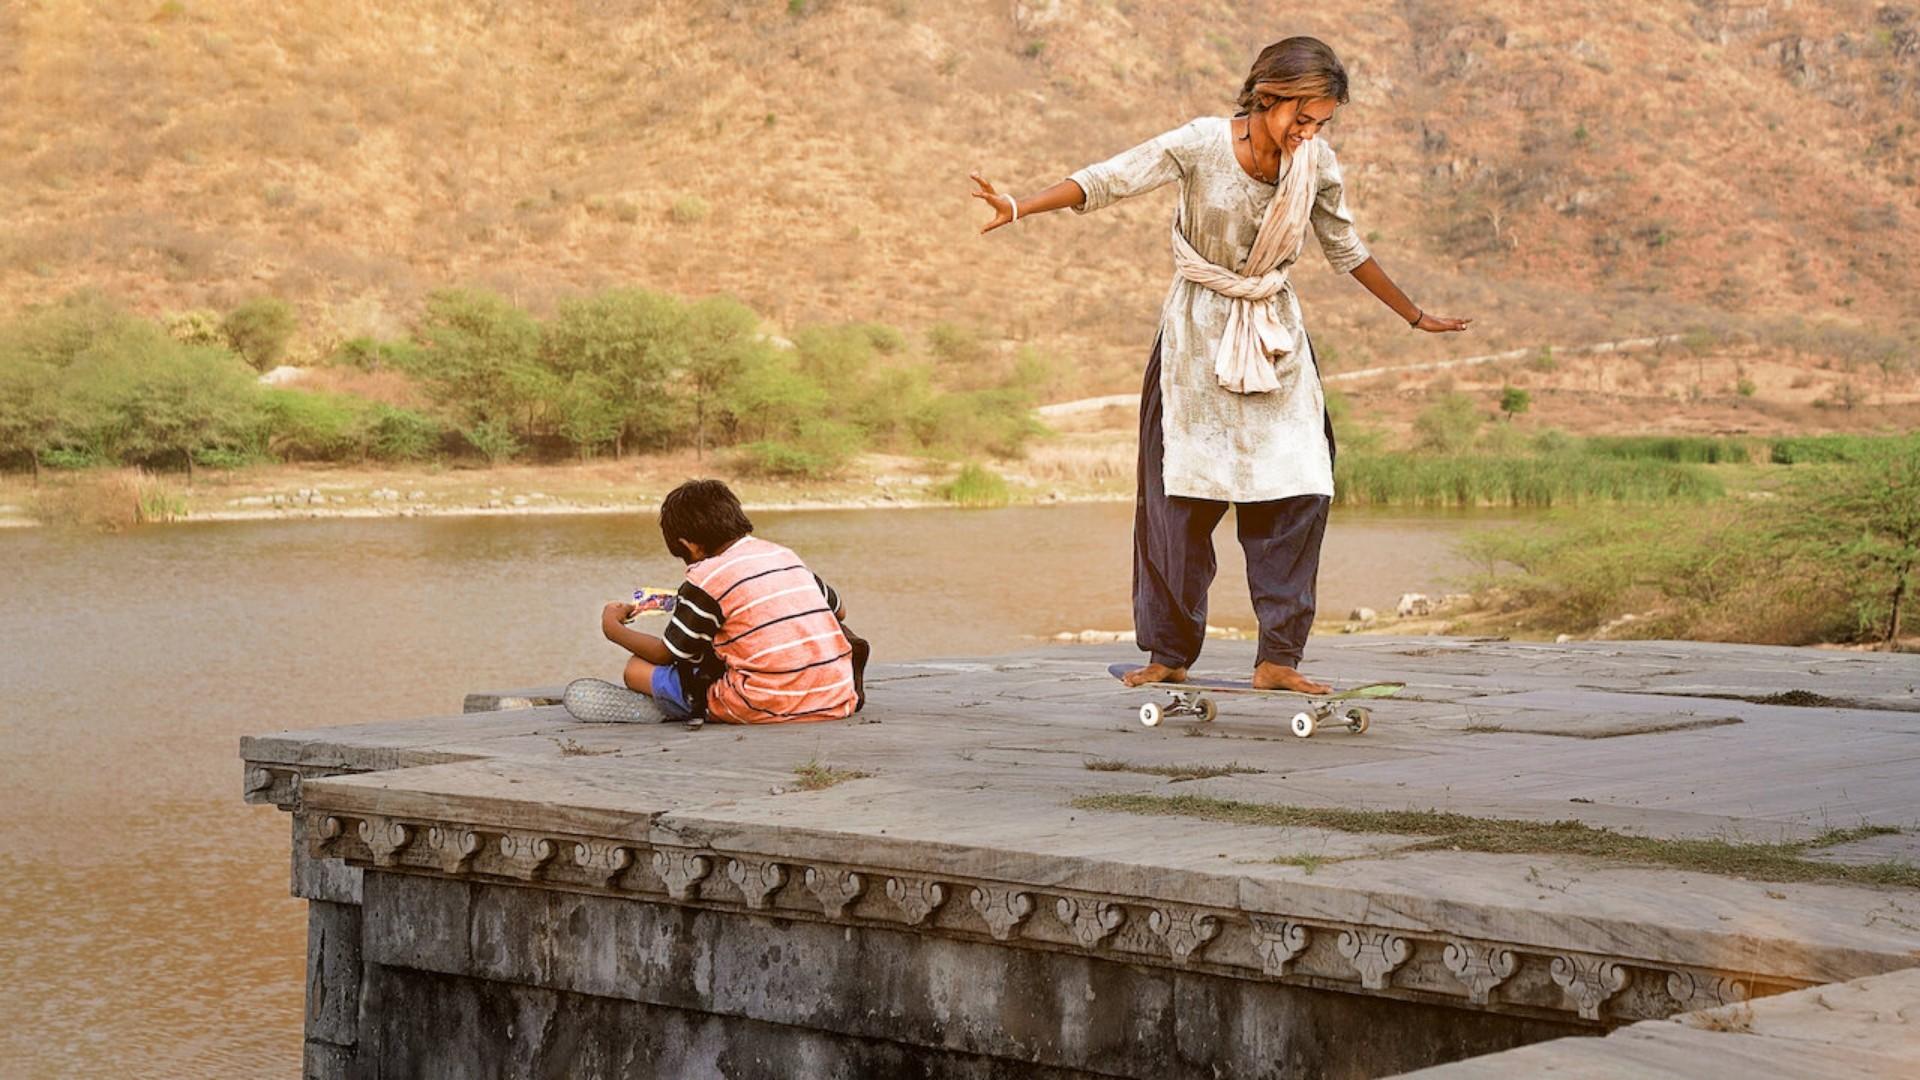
[1139,702,1163,727]
[1197,697,1218,723]
[1290,711,1316,738]
[1344,706,1370,734]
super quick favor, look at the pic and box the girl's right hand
[969,172,1015,234]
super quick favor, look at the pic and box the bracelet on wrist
[1407,308,1423,328]
[1007,195,1020,222]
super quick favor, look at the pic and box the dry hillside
[1,0,1916,400]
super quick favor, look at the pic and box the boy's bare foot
[1123,662,1188,687]
[1252,662,1331,695]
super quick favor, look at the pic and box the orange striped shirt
[663,536,856,724]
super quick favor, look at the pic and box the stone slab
[1392,965,1920,1077]
[248,638,1920,1043]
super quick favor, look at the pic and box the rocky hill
[1,0,1915,392]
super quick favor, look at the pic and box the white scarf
[1170,136,1319,394]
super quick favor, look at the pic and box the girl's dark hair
[658,479,754,561]
[1237,36,1349,112]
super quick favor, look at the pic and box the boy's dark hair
[658,479,754,561]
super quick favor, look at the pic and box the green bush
[669,195,710,224]
[221,297,297,371]
[462,418,522,465]
[737,421,862,479]
[366,405,442,462]
[257,388,366,461]
[330,336,423,372]
[41,446,106,470]
[1584,435,1752,464]
[1412,392,1483,454]
[924,322,991,369]
[1769,434,1900,465]
[939,462,1011,507]
[911,388,1042,458]
[191,446,260,471]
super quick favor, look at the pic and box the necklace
[1237,116,1281,184]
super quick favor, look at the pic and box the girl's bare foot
[1252,662,1330,695]
[1123,662,1188,687]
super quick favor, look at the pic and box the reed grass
[1769,434,1917,465]
[1581,435,1752,464]
[1334,453,1722,508]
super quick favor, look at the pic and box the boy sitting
[563,479,866,727]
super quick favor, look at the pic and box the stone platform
[242,637,1920,1078]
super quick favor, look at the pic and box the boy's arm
[601,603,673,664]
[814,574,848,621]
[662,583,724,668]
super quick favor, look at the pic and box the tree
[544,288,687,456]
[413,289,546,462]
[725,348,827,442]
[1787,439,1920,646]
[0,355,61,483]
[679,296,761,459]
[1499,385,1531,421]
[221,298,298,371]
[65,330,262,481]
[550,372,626,460]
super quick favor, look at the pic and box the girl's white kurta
[1069,117,1371,502]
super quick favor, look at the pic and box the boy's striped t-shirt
[663,536,857,724]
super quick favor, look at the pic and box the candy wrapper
[621,587,678,622]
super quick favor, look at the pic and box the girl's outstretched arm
[970,173,1085,234]
[1348,257,1472,334]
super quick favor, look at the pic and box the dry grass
[791,759,874,792]
[0,1,1915,407]
[1072,793,1919,888]
[1083,758,1264,781]
[31,469,188,530]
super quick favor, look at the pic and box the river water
[0,502,1503,1076]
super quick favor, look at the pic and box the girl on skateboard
[971,36,1469,693]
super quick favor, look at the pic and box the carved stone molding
[244,766,275,797]
[1337,929,1410,990]
[651,850,713,901]
[969,885,1034,941]
[279,802,1807,1025]
[1552,955,1630,1021]
[805,868,866,918]
[357,817,414,867]
[884,876,948,926]
[1148,907,1220,965]
[1666,970,1751,1010]
[315,815,346,855]
[726,858,788,910]
[572,840,634,887]
[1443,940,1518,1005]
[497,832,557,880]
[428,826,483,875]
[1249,916,1311,977]
[1055,897,1125,950]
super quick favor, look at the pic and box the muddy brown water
[0,503,1510,1075]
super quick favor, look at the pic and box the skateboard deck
[1108,663,1403,737]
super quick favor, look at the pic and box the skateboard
[1108,663,1404,738]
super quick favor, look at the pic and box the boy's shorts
[650,663,695,720]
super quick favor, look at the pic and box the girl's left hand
[1414,313,1472,333]
[969,172,1015,234]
